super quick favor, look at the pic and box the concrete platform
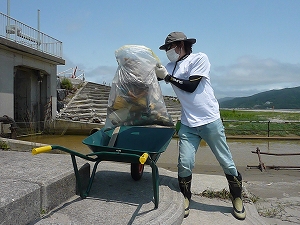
[0,150,268,225]
[0,150,89,225]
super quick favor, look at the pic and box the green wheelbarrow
[32,126,175,208]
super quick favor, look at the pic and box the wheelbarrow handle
[139,153,149,164]
[32,145,52,155]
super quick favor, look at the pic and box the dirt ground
[242,168,300,225]
[157,163,300,224]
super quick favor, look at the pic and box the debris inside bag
[105,45,174,130]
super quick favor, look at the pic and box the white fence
[0,12,62,58]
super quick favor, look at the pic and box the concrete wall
[47,119,103,135]
[0,37,65,121]
[0,50,14,116]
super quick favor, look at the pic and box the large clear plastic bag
[105,45,174,130]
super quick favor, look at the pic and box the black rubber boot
[225,171,246,220]
[178,175,192,218]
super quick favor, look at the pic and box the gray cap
[159,32,196,50]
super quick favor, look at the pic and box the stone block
[0,179,40,225]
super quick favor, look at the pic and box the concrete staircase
[163,96,182,122]
[56,81,181,125]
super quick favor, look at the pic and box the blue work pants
[177,118,238,178]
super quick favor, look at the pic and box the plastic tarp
[105,45,174,130]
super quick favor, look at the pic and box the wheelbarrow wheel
[131,163,144,181]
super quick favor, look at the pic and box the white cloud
[211,56,300,99]
[58,55,300,100]
[86,66,117,86]
[57,56,115,83]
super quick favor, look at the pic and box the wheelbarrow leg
[71,154,101,199]
[150,161,159,209]
[85,160,101,196]
[71,154,86,199]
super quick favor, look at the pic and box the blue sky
[1,0,300,99]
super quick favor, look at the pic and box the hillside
[219,86,300,109]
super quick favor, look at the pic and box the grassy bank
[220,109,300,137]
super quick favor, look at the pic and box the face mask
[166,47,180,62]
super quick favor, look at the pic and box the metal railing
[222,120,300,137]
[0,12,62,58]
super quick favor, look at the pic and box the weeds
[0,140,10,150]
[197,188,258,205]
[260,206,282,218]
[247,192,260,203]
[258,202,285,218]
[199,188,231,199]
[61,77,73,90]
[254,197,300,223]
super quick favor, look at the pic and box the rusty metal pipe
[249,147,300,171]
[251,151,300,156]
[0,115,18,138]
[0,115,17,128]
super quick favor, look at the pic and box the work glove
[155,63,169,80]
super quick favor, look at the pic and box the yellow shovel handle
[32,145,52,155]
[139,153,149,164]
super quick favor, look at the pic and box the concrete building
[0,12,65,134]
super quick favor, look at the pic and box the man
[155,31,246,220]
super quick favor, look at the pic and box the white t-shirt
[165,52,220,127]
